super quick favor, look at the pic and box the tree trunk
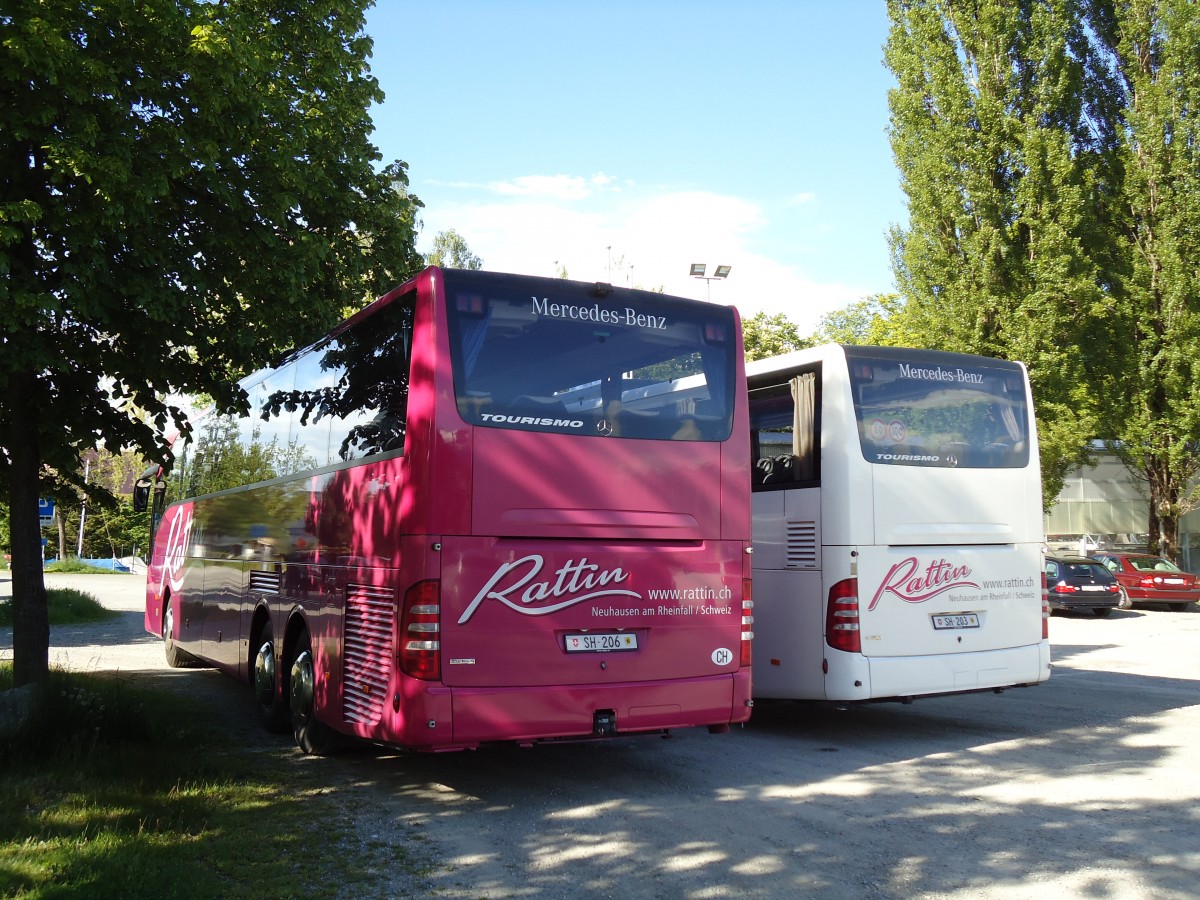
[7,374,50,686]
[1147,502,1160,556]
[1147,457,1182,562]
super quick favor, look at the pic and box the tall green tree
[425,228,483,269]
[1,0,423,686]
[885,0,1127,508]
[887,0,1200,556]
[743,311,811,362]
[1093,1,1200,558]
[50,449,150,561]
[813,293,917,346]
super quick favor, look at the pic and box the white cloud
[784,191,817,206]
[487,174,595,200]
[416,174,878,335]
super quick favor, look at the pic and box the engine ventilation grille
[248,570,281,595]
[786,520,819,569]
[343,584,395,726]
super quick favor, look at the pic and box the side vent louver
[248,570,282,594]
[786,520,819,569]
[343,584,395,726]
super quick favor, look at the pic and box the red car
[1090,552,1200,610]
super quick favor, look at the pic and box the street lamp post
[689,263,731,301]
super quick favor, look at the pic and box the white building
[1044,449,1200,572]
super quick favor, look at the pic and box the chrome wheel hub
[254,641,276,704]
[290,650,315,725]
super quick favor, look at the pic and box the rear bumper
[1048,596,1120,611]
[1124,590,1199,604]
[371,670,752,751]
[825,643,1051,702]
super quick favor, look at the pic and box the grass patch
[0,665,430,897]
[0,588,117,628]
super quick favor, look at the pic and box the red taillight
[1041,571,1050,639]
[1053,582,1077,593]
[740,579,754,667]
[826,578,860,653]
[399,580,441,681]
[1139,576,1156,588]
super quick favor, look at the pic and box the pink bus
[141,267,753,753]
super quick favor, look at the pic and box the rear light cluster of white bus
[400,580,441,681]
[741,580,754,666]
[826,578,861,653]
[1041,571,1050,639]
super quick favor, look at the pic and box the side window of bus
[246,365,311,476]
[285,352,335,468]
[265,295,415,463]
[749,366,820,490]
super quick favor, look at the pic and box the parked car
[1045,533,1106,554]
[1089,552,1200,611]
[1044,555,1122,616]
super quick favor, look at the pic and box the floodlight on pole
[689,263,731,301]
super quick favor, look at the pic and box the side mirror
[133,464,164,513]
[132,478,152,513]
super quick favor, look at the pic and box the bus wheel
[163,599,200,668]
[289,629,334,755]
[253,622,289,733]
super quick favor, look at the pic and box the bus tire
[289,628,335,755]
[163,597,202,668]
[253,622,289,733]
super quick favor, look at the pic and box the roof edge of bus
[368,265,738,311]
[745,343,1028,379]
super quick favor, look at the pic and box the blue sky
[363,2,906,333]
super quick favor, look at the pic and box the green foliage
[425,228,483,269]
[1,0,423,487]
[44,449,155,561]
[743,311,812,362]
[1,0,424,682]
[1094,0,1200,556]
[885,0,1128,509]
[884,0,1200,551]
[814,293,917,347]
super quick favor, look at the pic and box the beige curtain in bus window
[790,372,815,481]
[999,402,1022,445]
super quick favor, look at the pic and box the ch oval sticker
[711,647,734,666]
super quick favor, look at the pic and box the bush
[0,588,116,628]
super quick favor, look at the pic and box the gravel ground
[4,572,1200,899]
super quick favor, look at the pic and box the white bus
[747,344,1050,703]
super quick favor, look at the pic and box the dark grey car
[1044,555,1122,617]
